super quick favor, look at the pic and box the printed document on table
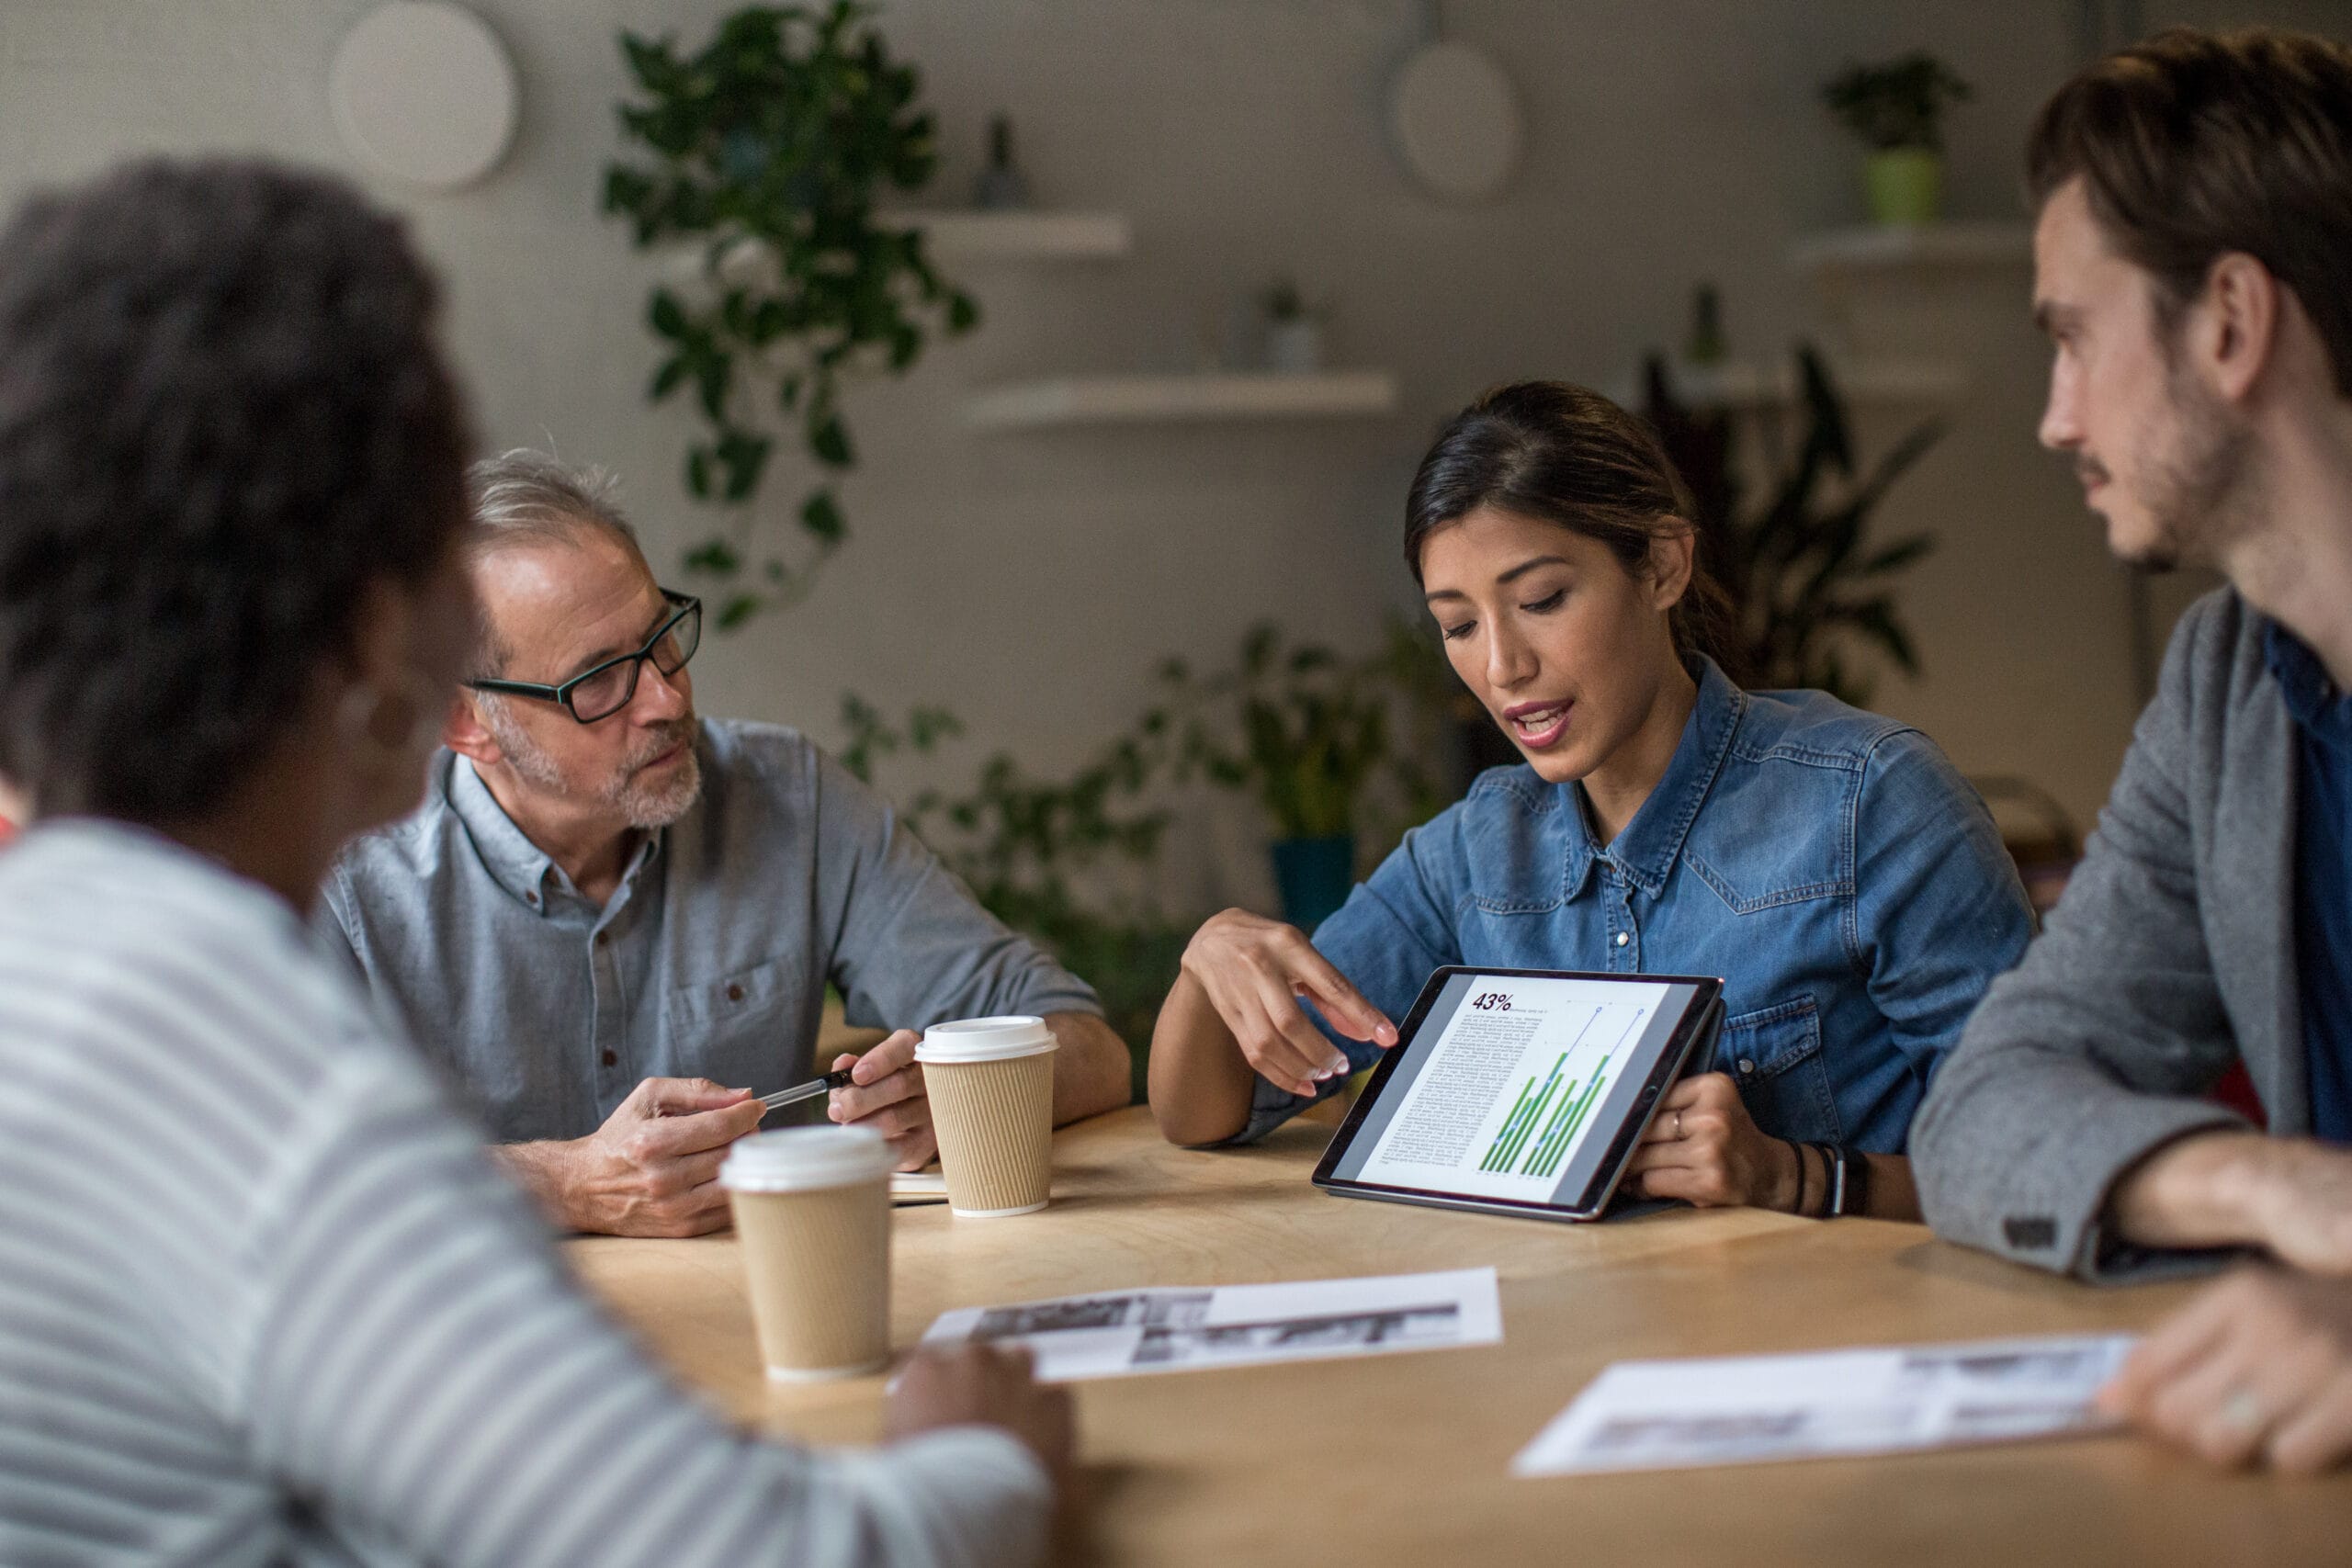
[1513,1334,2137,1476]
[921,1267,1502,1382]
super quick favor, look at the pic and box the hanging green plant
[602,3,978,628]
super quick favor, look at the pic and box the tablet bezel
[1310,965,1724,1224]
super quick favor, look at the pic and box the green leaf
[649,355,690,401]
[685,446,712,500]
[695,352,732,421]
[886,321,921,370]
[808,412,854,468]
[716,429,771,501]
[945,290,979,333]
[718,593,764,629]
[649,288,689,340]
[683,537,741,577]
[1859,534,1935,576]
[1242,624,1278,676]
[800,488,847,541]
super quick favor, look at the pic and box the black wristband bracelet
[1811,1143,1851,1217]
[1843,1145,1871,1217]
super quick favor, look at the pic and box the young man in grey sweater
[1915,28,2352,1473]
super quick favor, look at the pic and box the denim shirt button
[1737,1058,1756,1075]
[1613,931,1629,947]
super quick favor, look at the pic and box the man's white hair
[463,449,649,677]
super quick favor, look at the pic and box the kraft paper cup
[917,1016,1057,1217]
[720,1126,896,1381]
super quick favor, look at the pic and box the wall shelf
[1787,220,2031,280]
[877,209,1132,263]
[1613,358,1967,413]
[964,370,1400,431]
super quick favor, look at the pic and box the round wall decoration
[1388,39,1523,204]
[328,2,520,191]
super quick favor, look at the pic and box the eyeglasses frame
[465,588,701,725]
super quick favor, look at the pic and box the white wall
[4,0,2347,904]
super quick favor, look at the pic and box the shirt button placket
[593,926,623,1093]
[1605,868,1636,971]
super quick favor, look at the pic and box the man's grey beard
[2128,357,2258,573]
[479,702,704,829]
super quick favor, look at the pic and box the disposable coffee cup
[720,1126,896,1381]
[917,1016,1057,1217]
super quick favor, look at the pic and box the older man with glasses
[320,449,1132,1236]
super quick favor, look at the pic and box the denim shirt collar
[1561,655,1747,899]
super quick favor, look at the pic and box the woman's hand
[1622,1072,1799,1211]
[1176,908,1397,1098]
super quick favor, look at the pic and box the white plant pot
[1266,318,1325,375]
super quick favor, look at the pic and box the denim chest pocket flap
[666,953,795,1031]
[1714,995,1842,1145]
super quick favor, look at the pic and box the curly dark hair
[0,158,471,823]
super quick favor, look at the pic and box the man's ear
[443,691,502,768]
[2196,251,2281,405]
[1648,519,1697,612]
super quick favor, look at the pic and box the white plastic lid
[719,1126,895,1192]
[915,1015,1057,1064]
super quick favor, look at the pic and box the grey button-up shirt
[318,719,1099,1144]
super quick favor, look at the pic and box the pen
[756,1067,856,1114]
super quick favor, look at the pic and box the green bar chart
[1471,1004,1638,1183]
[1520,1055,1610,1179]
[1479,1055,1566,1171]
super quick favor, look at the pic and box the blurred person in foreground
[1915,28,2352,1473]
[318,448,1131,1238]
[0,156,1069,1565]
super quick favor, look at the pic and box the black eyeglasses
[468,589,701,724]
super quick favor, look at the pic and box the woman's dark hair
[0,158,471,823]
[2028,28,2352,394]
[1404,380,1739,671]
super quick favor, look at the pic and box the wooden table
[571,1107,2351,1565]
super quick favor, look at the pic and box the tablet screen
[1321,969,1717,1214]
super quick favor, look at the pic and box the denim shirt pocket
[1715,996,1843,1145]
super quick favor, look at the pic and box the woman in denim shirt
[1150,381,2032,1219]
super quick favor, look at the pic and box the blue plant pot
[1271,835,1356,931]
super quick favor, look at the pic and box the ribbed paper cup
[720,1127,895,1380]
[918,1016,1057,1217]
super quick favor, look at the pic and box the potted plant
[602,3,978,627]
[1641,345,1941,705]
[1164,625,1389,931]
[1262,278,1324,374]
[1820,51,1972,226]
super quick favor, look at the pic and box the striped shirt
[0,821,1049,1567]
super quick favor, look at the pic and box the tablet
[1312,966,1724,1223]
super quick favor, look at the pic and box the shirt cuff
[835,1425,1054,1568]
[1218,1068,1352,1146]
[2064,1105,2253,1282]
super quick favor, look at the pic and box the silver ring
[2220,1388,2264,1433]
[1672,1110,1684,1140]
